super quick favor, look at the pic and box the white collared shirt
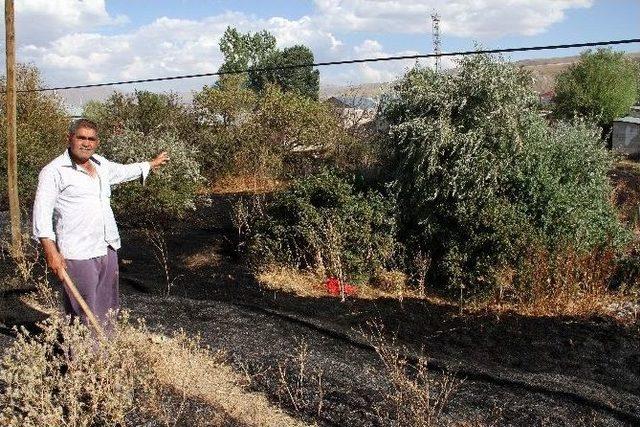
[32,149,150,260]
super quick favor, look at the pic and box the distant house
[539,90,555,106]
[325,96,350,109]
[612,113,640,156]
[325,96,379,128]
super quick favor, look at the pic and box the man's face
[68,126,99,163]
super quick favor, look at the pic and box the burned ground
[1,192,639,426]
[111,194,640,426]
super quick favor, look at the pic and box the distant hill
[319,51,640,100]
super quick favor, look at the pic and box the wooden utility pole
[5,0,23,259]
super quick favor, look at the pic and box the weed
[143,225,180,296]
[275,340,325,417]
[366,322,460,427]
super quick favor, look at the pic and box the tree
[383,54,628,296]
[249,45,320,100]
[553,49,638,129]
[0,64,69,208]
[83,90,195,141]
[218,26,277,75]
[192,80,353,181]
[218,27,320,100]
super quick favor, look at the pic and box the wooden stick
[60,269,105,338]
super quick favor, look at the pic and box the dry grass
[257,266,326,298]
[256,264,426,301]
[181,249,221,269]
[0,308,308,427]
[257,256,637,323]
[207,175,289,195]
[133,327,309,427]
[473,285,635,323]
[468,246,640,323]
[513,246,622,318]
[244,339,325,421]
[610,160,640,234]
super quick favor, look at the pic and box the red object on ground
[325,277,357,296]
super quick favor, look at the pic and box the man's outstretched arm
[106,151,169,185]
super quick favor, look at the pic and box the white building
[612,114,640,156]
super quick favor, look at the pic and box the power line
[16,37,640,93]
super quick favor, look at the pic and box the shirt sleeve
[105,159,151,186]
[32,167,60,242]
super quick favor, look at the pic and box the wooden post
[5,0,23,259]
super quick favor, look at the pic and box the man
[32,118,168,328]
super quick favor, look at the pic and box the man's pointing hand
[150,151,169,170]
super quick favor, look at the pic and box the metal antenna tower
[431,11,441,71]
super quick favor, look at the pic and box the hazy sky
[1,0,638,96]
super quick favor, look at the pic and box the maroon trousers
[62,247,120,328]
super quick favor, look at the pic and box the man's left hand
[150,151,169,170]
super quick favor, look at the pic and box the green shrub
[514,117,627,251]
[101,128,204,223]
[383,54,629,297]
[83,90,197,142]
[248,171,398,281]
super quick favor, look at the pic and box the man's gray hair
[68,118,98,135]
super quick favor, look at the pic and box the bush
[101,128,204,223]
[0,316,146,426]
[193,79,360,182]
[83,90,197,143]
[383,54,629,297]
[514,117,627,251]
[247,171,398,282]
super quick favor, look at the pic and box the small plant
[275,340,325,418]
[366,322,459,427]
[513,245,622,317]
[0,231,48,292]
[0,315,145,426]
[0,312,303,426]
[231,194,266,253]
[143,225,180,296]
[412,251,432,298]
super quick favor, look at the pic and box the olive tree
[383,54,628,296]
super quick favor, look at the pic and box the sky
[0,0,638,104]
